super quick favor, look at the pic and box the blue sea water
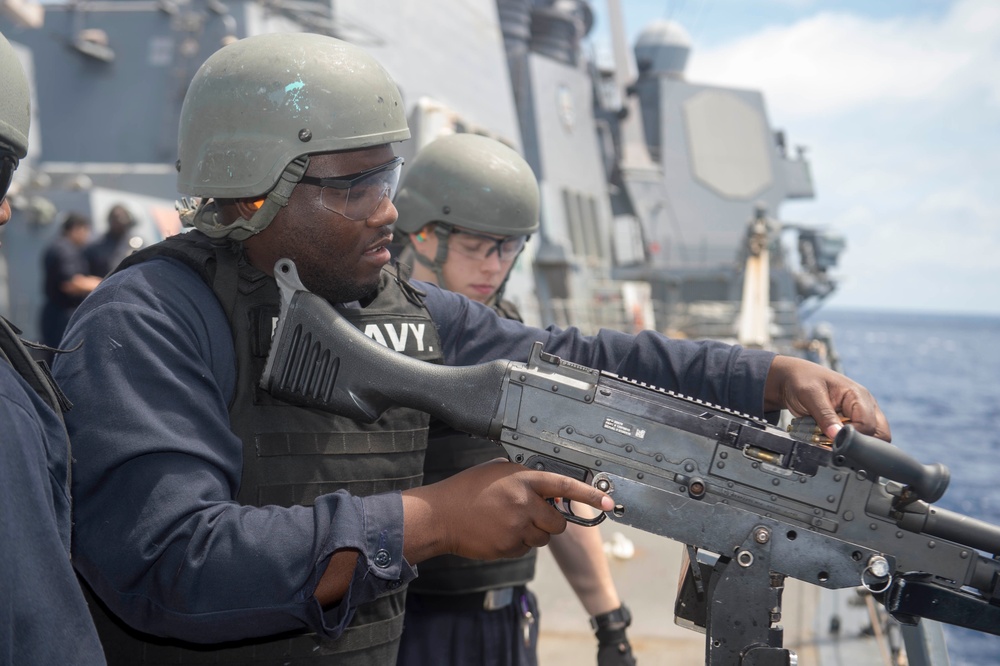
[809,309,1000,665]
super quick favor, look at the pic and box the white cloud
[683,0,1000,314]
[687,0,1000,119]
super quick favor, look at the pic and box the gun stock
[261,259,1000,664]
[260,258,508,437]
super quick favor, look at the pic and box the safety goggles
[299,156,403,221]
[0,152,19,201]
[447,228,529,263]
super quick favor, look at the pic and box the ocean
[808,309,1000,665]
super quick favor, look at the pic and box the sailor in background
[85,204,138,277]
[393,133,636,666]
[0,29,105,665]
[39,211,101,352]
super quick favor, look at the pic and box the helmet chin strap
[427,223,454,292]
[492,243,532,307]
[186,156,310,241]
[407,223,455,294]
[409,223,525,309]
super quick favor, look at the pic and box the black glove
[591,604,637,666]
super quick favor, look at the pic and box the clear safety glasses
[298,156,404,221]
[0,152,19,201]
[447,229,528,263]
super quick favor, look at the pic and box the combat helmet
[394,133,539,237]
[0,31,31,159]
[176,32,410,240]
[393,133,539,300]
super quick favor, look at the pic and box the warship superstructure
[0,1,941,663]
[0,0,844,349]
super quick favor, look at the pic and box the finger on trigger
[531,471,612,513]
[561,476,613,512]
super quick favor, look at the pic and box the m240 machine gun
[260,260,1000,665]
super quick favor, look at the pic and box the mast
[604,0,658,172]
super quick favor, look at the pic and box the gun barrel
[834,425,950,502]
[971,553,1000,595]
[921,504,1000,558]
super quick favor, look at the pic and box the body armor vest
[90,231,442,665]
[0,316,71,418]
[0,317,72,550]
[407,297,537,596]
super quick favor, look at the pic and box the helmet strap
[492,244,529,306]
[408,223,454,291]
[189,156,310,241]
[427,223,455,292]
[409,224,527,308]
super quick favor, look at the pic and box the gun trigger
[546,497,607,527]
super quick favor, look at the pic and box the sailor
[393,133,636,666]
[53,32,889,665]
[85,203,138,277]
[39,211,101,352]
[0,30,106,665]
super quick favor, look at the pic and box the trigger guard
[547,497,607,527]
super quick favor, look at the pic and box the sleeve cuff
[730,347,776,417]
[309,492,417,639]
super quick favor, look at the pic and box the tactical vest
[90,230,442,665]
[0,316,73,550]
[407,296,537,596]
[0,316,70,418]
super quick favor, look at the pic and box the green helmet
[177,32,409,239]
[394,133,539,236]
[0,31,31,158]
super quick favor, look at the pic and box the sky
[589,0,1000,316]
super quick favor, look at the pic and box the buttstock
[259,258,508,437]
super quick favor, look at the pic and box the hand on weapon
[402,458,614,562]
[763,354,891,442]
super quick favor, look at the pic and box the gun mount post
[702,530,795,666]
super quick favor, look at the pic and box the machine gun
[261,259,1000,665]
